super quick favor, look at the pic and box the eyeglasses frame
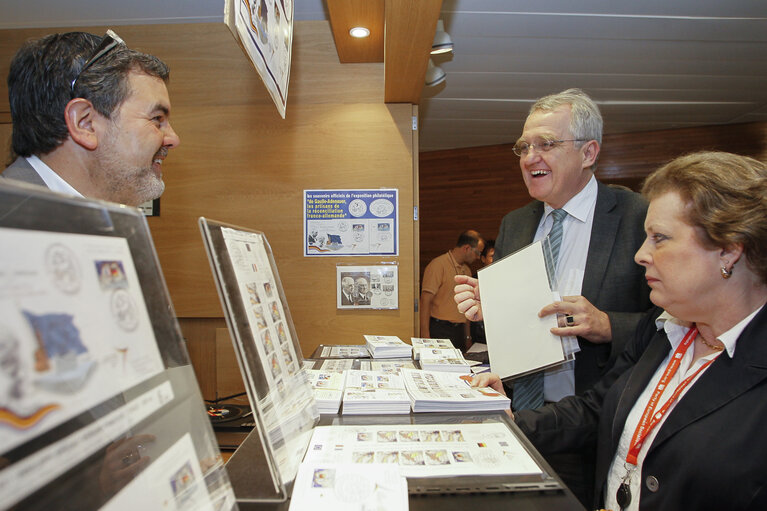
[512,138,589,157]
[70,29,125,94]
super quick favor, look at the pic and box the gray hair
[529,88,603,145]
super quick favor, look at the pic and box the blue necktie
[512,208,567,411]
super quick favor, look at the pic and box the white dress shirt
[534,175,598,402]
[27,155,83,197]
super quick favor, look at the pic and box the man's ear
[581,140,600,168]
[64,98,100,151]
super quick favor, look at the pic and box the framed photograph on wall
[336,264,398,310]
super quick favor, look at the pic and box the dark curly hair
[8,31,169,158]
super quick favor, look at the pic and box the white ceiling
[2,0,766,152]
[421,0,767,151]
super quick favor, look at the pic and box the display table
[225,411,585,510]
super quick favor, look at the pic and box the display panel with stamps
[0,181,235,510]
[200,217,319,501]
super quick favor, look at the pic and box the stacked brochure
[306,369,347,414]
[400,368,511,413]
[364,335,413,359]
[417,348,471,373]
[359,359,417,374]
[410,337,455,359]
[341,370,411,415]
[315,344,370,359]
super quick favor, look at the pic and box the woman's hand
[469,372,513,419]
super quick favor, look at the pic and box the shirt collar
[655,305,765,358]
[446,250,462,269]
[543,174,597,224]
[26,156,83,197]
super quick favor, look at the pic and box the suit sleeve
[514,307,663,455]
[494,216,509,261]
[601,189,653,364]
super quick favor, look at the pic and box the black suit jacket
[495,181,651,394]
[518,305,767,510]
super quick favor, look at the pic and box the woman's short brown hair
[642,151,767,284]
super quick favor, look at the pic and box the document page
[478,241,565,380]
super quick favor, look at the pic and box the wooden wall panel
[418,122,767,280]
[1,21,416,398]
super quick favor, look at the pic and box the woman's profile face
[634,191,724,320]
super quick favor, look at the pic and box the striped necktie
[512,208,567,411]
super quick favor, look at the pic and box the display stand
[197,216,583,510]
[0,181,236,510]
[199,218,319,504]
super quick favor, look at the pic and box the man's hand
[539,295,612,343]
[454,275,483,321]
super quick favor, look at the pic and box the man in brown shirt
[420,230,484,351]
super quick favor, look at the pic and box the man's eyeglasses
[512,139,587,157]
[70,30,125,94]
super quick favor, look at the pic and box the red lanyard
[626,326,718,465]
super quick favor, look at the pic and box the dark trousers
[429,317,466,352]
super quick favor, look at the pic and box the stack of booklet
[417,348,471,373]
[400,368,511,413]
[306,369,347,414]
[359,359,417,374]
[364,335,413,359]
[341,370,411,415]
[410,337,455,358]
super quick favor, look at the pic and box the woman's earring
[721,265,733,279]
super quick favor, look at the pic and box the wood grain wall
[1,22,417,401]
[418,122,767,280]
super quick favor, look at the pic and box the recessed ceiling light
[349,27,370,38]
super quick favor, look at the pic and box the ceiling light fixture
[349,27,370,38]
[425,59,446,87]
[431,20,453,54]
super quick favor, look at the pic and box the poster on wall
[336,265,399,310]
[304,189,398,257]
[224,0,293,118]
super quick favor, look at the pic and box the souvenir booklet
[364,335,412,359]
[307,370,347,414]
[400,369,511,413]
[341,370,410,415]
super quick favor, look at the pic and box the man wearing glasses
[454,89,651,506]
[2,30,180,207]
[420,230,484,352]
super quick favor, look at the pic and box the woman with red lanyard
[472,151,767,510]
